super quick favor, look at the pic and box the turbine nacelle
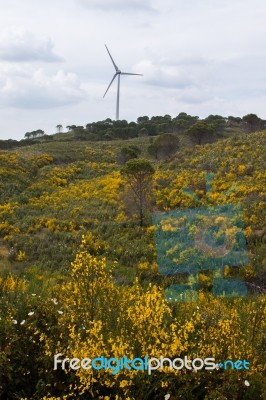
[103,44,143,120]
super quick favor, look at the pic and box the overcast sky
[0,0,266,139]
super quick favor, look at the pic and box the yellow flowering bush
[38,235,266,399]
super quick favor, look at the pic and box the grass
[18,131,194,164]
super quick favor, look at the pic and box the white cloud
[0,28,63,62]
[77,0,155,12]
[177,87,213,105]
[0,67,86,109]
[135,59,193,89]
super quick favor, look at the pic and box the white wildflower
[244,380,250,387]
[28,311,34,316]
[20,320,25,325]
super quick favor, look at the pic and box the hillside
[0,131,265,283]
[0,130,265,400]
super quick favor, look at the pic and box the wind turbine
[103,44,142,121]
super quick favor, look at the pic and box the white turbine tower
[103,44,143,121]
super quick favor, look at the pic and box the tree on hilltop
[204,115,226,134]
[24,129,45,139]
[66,125,77,131]
[137,116,149,124]
[187,121,215,145]
[56,124,63,133]
[242,114,262,132]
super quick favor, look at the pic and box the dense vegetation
[1,112,266,150]
[0,119,265,399]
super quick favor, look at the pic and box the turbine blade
[105,44,119,72]
[121,72,143,76]
[103,73,117,98]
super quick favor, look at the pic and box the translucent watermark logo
[54,354,250,375]
[152,173,248,301]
